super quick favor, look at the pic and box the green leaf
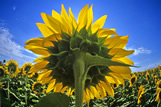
[34,93,70,107]
[32,99,39,103]
[18,88,23,91]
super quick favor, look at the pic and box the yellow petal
[78,4,89,31]
[90,86,100,98]
[24,45,49,56]
[60,86,67,93]
[86,4,93,29]
[109,66,131,74]
[112,57,134,65]
[41,13,61,33]
[46,79,56,93]
[54,83,63,92]
[106,75,119,86]
[61,4,72,34]
[92,15,107,33]
[42,76,52,84]
[105,76,116,83]
[52,10,69,33]
[101,81,114,97]
[96,84,106,99]
[120,74,131,79]
[52,10,62,23]
[67,88,71,96]
[37,70,52,81]
[98,28,118,37]
[70,89,75,96]
[32,60,49,69]
[109,48,134,58]
[36,23,55,37]
[109,73,125,85]
[98,83,106,98]
[84,91,90,103]
[104,35,129,49]
[33,56,46,63]
[69,7,77,29]
[45,34,62,42]
[86,88,94,99]
[25,37,43,46]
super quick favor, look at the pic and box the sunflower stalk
[25,76,28,106]
[73,52,88,107]
[7,80,10,101]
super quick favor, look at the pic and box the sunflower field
[0,59,161,107]
[0,4,161,107]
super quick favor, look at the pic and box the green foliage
[34,93,70,107]
[0,59,161,107]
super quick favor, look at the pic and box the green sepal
[51,51,68,59]
[44,55,58,64]
[47,46,59,54]
[99,46,112,58]
[70,33,83,49]
[61,31,71,40]
[98,36,108,46]
[80,39,91,51]
[58,40,70,52]
[88,42,101,54]
[34,93,70,107]
[88,33,98,42]
[78,27,88,39]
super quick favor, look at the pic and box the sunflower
[111,83,118,89]
[32,81,45,94]
[25,4,134,104]
[156,80,161,91]
[155,88,161,103]
[130,74,137,87]
[0,66,6,77]
[154,75,159,84]
[0,82,4,89]
[146,72,150,83]
[6,59,19,77]
[32,72,39,79]
[22,63,32,75]
[137,85,145,104]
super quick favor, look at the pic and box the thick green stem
[73,52,87,107]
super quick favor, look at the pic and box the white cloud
[125,47,152,56]
[0,27,36,67]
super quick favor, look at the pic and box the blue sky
[0,0,161,72]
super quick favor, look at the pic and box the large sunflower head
[137,85,145,104]
[22,63,32,75]
[130,74,137,87]
[25,4,134,102]
[32,81,45,94]
[6,59,19,77]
